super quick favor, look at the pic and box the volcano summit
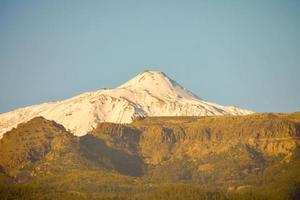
[0,70,252,137]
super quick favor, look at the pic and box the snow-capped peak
[0,70,253,138]
[118,70,199,100]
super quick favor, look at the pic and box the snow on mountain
[0,70,253,138]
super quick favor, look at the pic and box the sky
[0,0,300,113]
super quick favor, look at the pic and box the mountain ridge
[0,70,253,138]
[0,113,299,199]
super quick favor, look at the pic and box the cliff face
[0,113,299,191]
[91,113,300,166]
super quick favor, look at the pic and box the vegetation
[0,113,299,199]
[1,183,300,200]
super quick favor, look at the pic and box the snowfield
[0,70,253,138]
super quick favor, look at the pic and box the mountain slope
[0,117,90,182]
[0,113,300,199]
[91,113,300,166]
[84,113,300,198]
[0,70,253,138]
[0,117,144,183]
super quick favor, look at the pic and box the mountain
[0,117,90,182]
[90,113,300,185]
[0,117,142,182]
[0,117,140,199]
[0,113,299,199]
[0,70,253,138]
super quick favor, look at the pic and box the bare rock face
[0,70,252,138]
[90,113,300,166]
[0,113,299,192]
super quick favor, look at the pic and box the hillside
[0,113,300,199]
[91,113,300,185]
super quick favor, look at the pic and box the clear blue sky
[1,0,299,113]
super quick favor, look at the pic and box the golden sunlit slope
[0,112,299,199]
